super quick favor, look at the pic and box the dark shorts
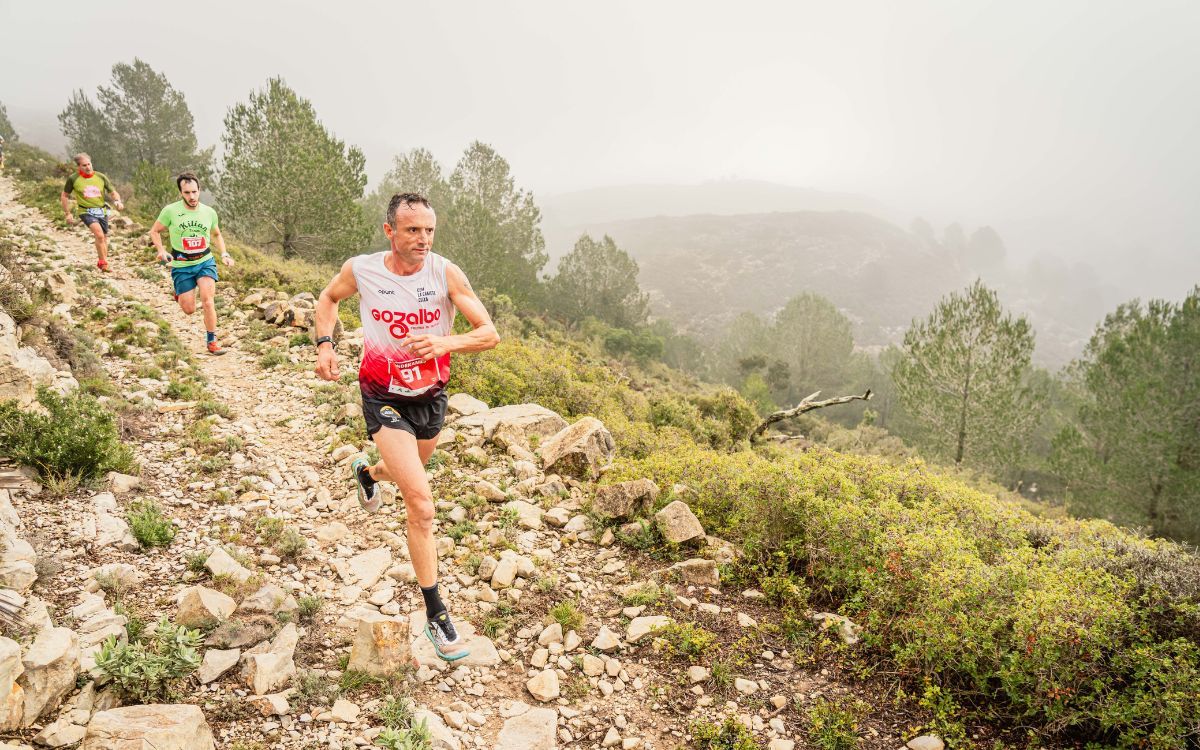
[80,213,109,235]
[171,257,219,297]
[362,392,447,441]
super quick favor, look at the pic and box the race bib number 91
[387,357,442,397]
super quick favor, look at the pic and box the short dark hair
[386,192,432,227]
[176,171,200,191]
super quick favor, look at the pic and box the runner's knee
[405,496,435,532]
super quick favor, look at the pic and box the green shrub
[259,349,288,369]
[274,527,307,560]
[94,618,203,703]
[690,717,761,750]
[652,621,717,660]
[446,520,477,542]
[127,500,176,548]
[0,387,135,481]
[549,600,584,632]
[805,697,865,750]
[164,379,203,401]
[621,581,664,607]
[185,552,209,573]
[297,595,323,622]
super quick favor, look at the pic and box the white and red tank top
[352,251,456,402]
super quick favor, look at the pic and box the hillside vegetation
[2,93,1198,748]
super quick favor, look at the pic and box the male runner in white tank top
[314,193,500,661]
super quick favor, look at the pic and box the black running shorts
[362,392,447,441]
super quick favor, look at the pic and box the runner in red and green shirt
[59,153,124,271]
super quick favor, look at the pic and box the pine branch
[751,389,874,441]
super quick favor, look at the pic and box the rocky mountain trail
[0,174,938,750]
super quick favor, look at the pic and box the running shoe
[424,611,470,662]
[206,340,227,356]
[97,259,109,272]
[351,457,380,512]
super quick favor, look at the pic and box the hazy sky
[3,0,1198,298]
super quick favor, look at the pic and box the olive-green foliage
[94,618,203,703]
[607,439,1200,746]
[653,621,717,660]
[805,697,865,750]
[0,101,16,141]
[548,233,649,328]
[549,600,584,632]
[0,386,135,481]
[690,717,761,750]
[127,500,176,548]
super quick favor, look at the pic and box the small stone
[525,670,560,702]
[906,736,945,750]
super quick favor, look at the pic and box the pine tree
[548,234,649,328]
[893,280,1044,476]
[217,77,370,262]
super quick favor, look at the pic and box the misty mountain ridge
[545,193,1104,367]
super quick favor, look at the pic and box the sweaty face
[180,181,200,208]
[384,204,436,266]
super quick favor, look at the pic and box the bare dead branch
[751,389,874,441]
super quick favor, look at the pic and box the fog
[3,0,1198,304]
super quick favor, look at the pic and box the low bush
[94,618,202,703]
[690,717,761,750]
[127,500,176,548]
[606,439,1200,746]
[805,697,865,750]
[0,386,135,482]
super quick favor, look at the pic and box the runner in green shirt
[59,153,124,271]
[148,171,236,355]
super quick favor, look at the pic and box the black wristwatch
[315,336,334,349]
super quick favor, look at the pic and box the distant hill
[540,180,890,260]
[558,209,966,346]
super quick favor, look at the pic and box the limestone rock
[0,637,23,731]
[592,479,659,521]
[811,612,861,645]
[203,547,253,583]
[347,547,391,589]
[626,616,670,644]
[654,500,705,545]
[240,624,297,695]
[591,626,620,652]
[906,736,945,750]
[82,704,215,750]
[197,648,240,684]
[454,403,567,442]
[176,586,236,629]
[525,669,560,702]
[412,709,461,750]
[105,472,141,494]
[347,613,410,676]
[447,393,489,417]
[495,704,558,750]
[503,499,543,530]
[18,627,78,726]
[539,417,615,480]
[668,558,719,586]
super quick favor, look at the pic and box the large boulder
[0,311,59,408]
[454,404,568,442]
[539,417,615,480]
[17,627,78,726]
[82,704,215,750]
[347,613,410,676]
[654,500,705,545]
[592,479,659,521]
[0,637,24,731]
[446,393,489,417]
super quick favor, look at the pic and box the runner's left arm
[148,220,171,263]
[404,263,500,362]
[211,225,234,267]
[102,175,124,211]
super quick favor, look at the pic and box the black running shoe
[351,457,380,512]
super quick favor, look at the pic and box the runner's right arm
[59,181,75,224]
[148,221,171,263]
[314,258,359,381]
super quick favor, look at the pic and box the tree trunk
[751,390,873,441]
